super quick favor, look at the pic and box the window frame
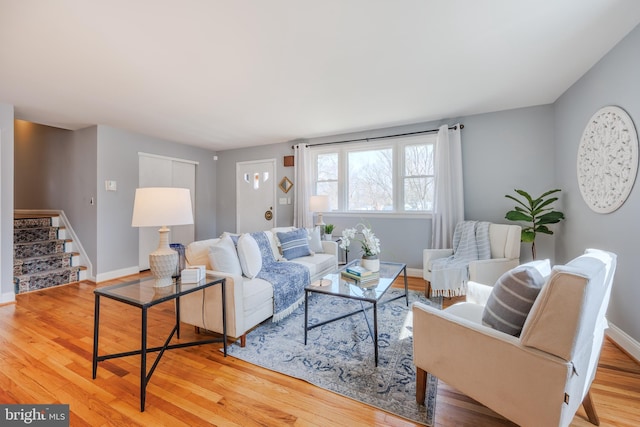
[310,133,436,215]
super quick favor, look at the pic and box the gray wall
[14,122,98,268]
[554,24,640,342]
[14,120,68,208]
[462,105,557,262]
[216,106,556,269]
[96,125,217,276]
[0,103,14,303]
[69,127,99,268]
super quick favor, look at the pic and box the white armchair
[423,222,521,296]
[413,248,617,427]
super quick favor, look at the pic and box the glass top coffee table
[304,259,408,366]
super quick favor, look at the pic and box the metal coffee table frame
[304,260,408,366]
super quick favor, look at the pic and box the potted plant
[505,189,565,259]
[323,224,335,240]
[339,223,381,271]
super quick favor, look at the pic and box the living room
[1,1,640,425]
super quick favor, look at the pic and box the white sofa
[179,228,338,346]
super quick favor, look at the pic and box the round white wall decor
[577,105,638,213]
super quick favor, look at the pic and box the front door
[236,159,276,233]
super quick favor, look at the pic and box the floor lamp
[131,187,194,287]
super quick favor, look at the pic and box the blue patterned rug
[226,289,440,426]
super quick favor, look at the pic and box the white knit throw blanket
[430,221,491,296]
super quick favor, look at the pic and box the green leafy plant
[505,189,565,259]
[324,224,335,234]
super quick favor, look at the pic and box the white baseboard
[407,267,423,278]
[0,291,16,305]
[606,322,640,363]
[96,266,140,283]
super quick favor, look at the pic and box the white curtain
[431,124,464,249]
[293,143,313,228]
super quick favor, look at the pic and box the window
[312,134,436,213]
[316,152,338,211]
[403,143,434,211]
[348,148,393,210]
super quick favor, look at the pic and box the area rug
[225,289,440,426]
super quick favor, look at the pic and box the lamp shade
[309,195,330,212]
[131,187,194,227]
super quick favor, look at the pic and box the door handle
[264,208,273,221]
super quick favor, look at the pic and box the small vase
[361,255,380,272]
[324,233,333,241]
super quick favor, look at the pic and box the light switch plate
[105,180,117,191]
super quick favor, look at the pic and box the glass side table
[92,275,226,411]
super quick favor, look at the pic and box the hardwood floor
[0,274,638,426]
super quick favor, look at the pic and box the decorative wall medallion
[577,106,638,213]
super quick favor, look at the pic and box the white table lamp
[309,195,330,228]
[132,187,194,287]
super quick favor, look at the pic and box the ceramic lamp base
[150,251,177,287]
[149,227,178,288]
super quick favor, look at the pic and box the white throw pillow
[306,227,324,253]
[208,234,242,276]
[236,233,263,278]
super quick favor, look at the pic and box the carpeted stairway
[14,216,86,293]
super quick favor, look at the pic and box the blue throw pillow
[277,228,312,260]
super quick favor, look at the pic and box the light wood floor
[1,274,638,426]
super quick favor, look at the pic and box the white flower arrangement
[339,223,380,257]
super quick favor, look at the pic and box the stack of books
[341,265,379,284]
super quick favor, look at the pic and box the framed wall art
[279,176,293,193]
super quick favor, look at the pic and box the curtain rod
[292,124,463,149]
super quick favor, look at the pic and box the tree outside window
[312,135,435,212]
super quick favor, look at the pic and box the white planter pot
[361,256,380,272]
[324,234,333,241]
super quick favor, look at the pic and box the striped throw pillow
[277,228,313,260]
[482,261,549,336]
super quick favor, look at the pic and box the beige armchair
[423,223,521,296]
[412,248,617,427]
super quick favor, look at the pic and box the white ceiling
[1,1,640,151]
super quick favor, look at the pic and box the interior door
[236,159,276,233]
